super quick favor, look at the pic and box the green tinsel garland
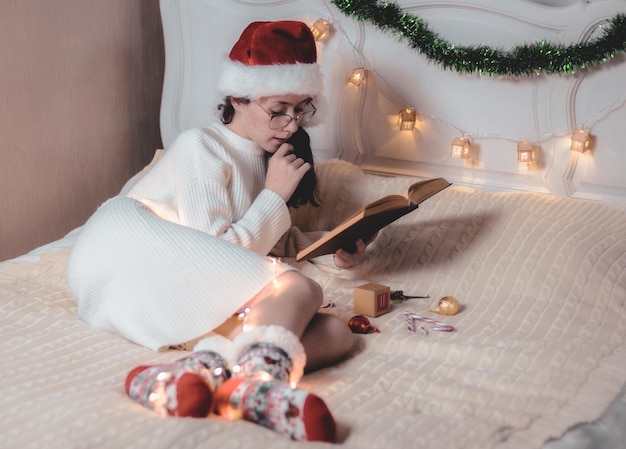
[331,0,626,76]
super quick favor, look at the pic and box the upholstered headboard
[159,0,626,210]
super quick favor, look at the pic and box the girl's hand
[333,233,378,269]
[265,143,311,202]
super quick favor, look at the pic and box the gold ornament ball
[431,296,460,316]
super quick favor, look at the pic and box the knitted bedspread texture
[1,159,625,449]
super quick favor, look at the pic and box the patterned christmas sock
[214,377,337,442]
[230,325,307,384]
[214,325,336,442]
[125,348,230,418]
[125,363,213,417]
[234,342,294,381]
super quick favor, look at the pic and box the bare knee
[279,271,323,312]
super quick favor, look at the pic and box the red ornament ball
[348,315,380,334]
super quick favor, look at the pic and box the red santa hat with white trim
[217,20,324,101]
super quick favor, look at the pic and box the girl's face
[229,94,314,153]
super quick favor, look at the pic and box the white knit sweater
[126,123,292,254]
[67,123,297,350]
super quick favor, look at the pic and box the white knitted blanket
[1,159,625,449]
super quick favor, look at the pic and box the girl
[68,20,369,442]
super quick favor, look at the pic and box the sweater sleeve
[180,180,291,255]
[172,129,292,255]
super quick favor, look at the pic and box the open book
[296,177,452,261]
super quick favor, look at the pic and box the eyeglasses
[254,101,317,130]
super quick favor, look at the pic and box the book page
[362,194,411,216]
[408,178,452,204]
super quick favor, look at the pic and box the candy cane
[403,311,456,333]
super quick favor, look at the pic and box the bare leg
[300,313,355,372]
[244,271,323,335]
[215,271,354,372]
[216,271,322,339]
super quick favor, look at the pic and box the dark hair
[217,97,320,209]
[218,96,243,124]
[285,126,320,208]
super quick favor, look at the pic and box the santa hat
[217,20,323,100]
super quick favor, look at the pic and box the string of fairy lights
[310,0,626,166]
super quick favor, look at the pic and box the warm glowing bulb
[271,257,280,286]
[349,67,366,86]
[398,108,416,131]
[450,137,471,159]
[221,404,243,420]
[571,129,592,153]
[310,19,332,41]
[517,141,535,163]
[237,306,251,320]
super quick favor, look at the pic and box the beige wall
[0,0,164,261]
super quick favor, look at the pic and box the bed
[1,1,625,448]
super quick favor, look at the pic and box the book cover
[296,177,451,261]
